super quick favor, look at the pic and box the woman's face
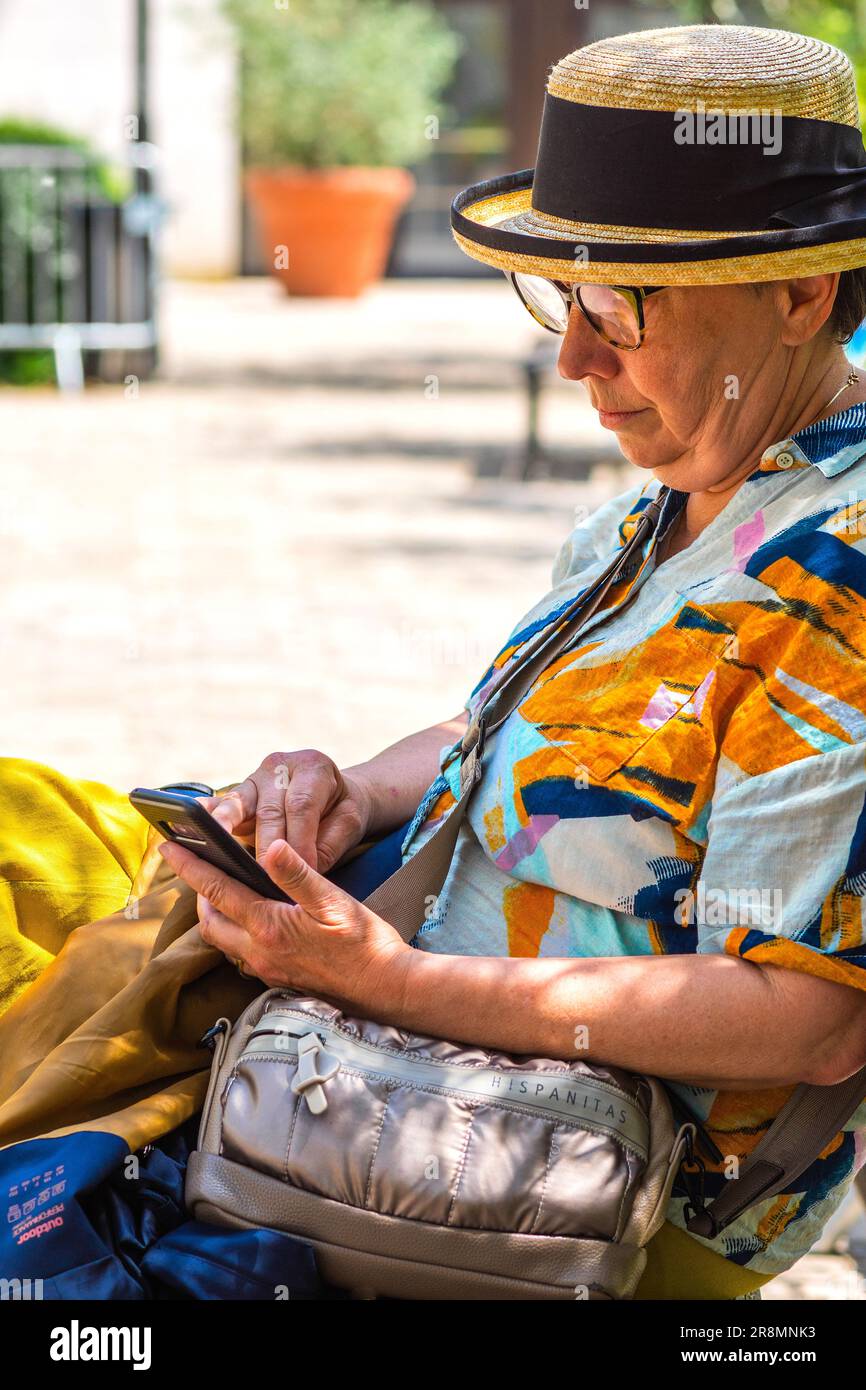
[557,279,834,494]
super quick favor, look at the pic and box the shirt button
[775,450,795,469]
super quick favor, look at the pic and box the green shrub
[219,0,462,168]
[0,117,127,201]
[0,118,126,384]
[0,350,55,385]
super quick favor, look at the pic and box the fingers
[315,799,365,873]
[192,754,350,877]
[209,781,257,836]
[158,838,264,933]
[195,795,254,848]
[196,894,250,962]
[277,759,340,869]
[261,839,353,924]
[252,760,293,864]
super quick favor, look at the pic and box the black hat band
[530,94,866,234]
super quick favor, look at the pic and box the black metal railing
[0,142,160,387]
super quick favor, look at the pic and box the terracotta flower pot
[245,165,416,297]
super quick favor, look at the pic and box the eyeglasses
[506,271,666,350]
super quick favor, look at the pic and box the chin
[617,441,673,472]
[618,436,691,482]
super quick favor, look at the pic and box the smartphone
[129,787,295,904]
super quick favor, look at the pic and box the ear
[777,273,840,346]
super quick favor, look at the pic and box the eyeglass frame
[506,271,666,350]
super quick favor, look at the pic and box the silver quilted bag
[185,988,691,1300]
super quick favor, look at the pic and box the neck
[676,351,865,542]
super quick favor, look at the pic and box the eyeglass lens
[576,284,641,348]
[512,272,641,347]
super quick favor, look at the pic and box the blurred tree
[636,0,866,110]
[219,0,461,169]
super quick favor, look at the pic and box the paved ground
[2,275,865,1298]
[2,277,628,790]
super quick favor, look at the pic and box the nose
[557,304,619,384]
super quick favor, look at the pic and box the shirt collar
[755,400,866,479]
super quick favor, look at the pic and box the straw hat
[451,24,866,286]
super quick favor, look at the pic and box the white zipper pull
[290,1032,341,1114]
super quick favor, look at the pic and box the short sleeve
[694,740,866,993]
[550,481,649,588]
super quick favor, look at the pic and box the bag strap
[685,1063,866,1239]
[362,489,668,940]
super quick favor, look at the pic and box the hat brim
[451,170,866,286]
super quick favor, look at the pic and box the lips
[597,406,646,428]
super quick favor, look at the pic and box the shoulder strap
[685,1064,866,1239]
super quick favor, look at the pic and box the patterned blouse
[400,401,866,1277]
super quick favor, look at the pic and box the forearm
[342,711,468,837]
[361,948,861,1090]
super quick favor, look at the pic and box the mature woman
[3,23,866,1301]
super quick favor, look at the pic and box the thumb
[262,838,350,918]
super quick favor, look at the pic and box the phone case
[129,788,294,904]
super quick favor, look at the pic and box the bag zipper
[238,1010,651,1159]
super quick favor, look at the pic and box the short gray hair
[829,268,866,344]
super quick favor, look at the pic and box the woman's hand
[157,834,410,1007]
[198,749,375,874]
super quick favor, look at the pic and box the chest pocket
[517,598,737,792]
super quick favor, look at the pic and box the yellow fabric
[0,756,766,1298]
[0,756,258,1149]
[0,757,152,1016]
[636,1219,771,1300]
